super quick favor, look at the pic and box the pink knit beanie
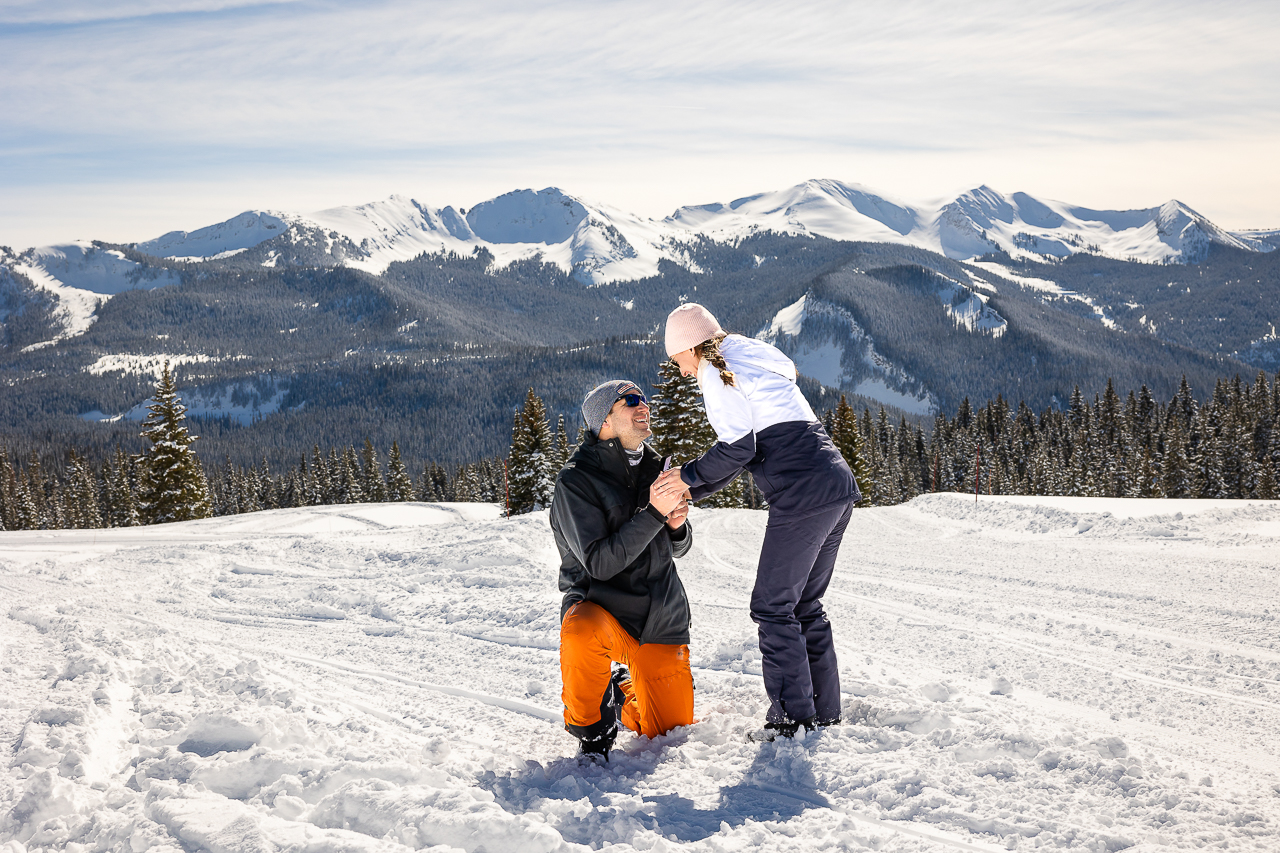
[664,303,724,356]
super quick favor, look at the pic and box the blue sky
[3,0,1279,248]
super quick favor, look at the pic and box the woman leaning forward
[661,303,861,737]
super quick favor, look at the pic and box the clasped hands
[649,467,690,529]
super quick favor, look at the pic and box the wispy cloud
[3,0,1279,246]
[0,0,303,25]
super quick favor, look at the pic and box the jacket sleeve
[550,473,668,581]
[687,463,747,501]
[682,361,758,494]
[681,432,755,495]
[669,520,693,558]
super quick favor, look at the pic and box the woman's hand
[649,471,685,517]
[665,498,689,530]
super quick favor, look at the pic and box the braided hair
[695,333,735,387]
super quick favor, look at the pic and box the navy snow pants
[751,499,854,724]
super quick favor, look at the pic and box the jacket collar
[576,432,658,485]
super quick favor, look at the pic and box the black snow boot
[609,666,630,704]
[761,714,819,740]
[578,726,616,763]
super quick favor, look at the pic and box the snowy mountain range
[7,181,1275,303]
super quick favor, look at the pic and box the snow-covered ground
[3,494,1279,852]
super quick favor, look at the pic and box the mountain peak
[465,188,588,245]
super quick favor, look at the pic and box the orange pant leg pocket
[628,643,694,738]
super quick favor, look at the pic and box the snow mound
[909,492,1280,544]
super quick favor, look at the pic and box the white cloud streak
[0,0,303,25]
[2,0,1279,246]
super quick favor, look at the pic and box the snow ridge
[5,180,1272,344]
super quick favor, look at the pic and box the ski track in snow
[3,495,1280,852]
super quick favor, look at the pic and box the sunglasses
[616,392,647,407]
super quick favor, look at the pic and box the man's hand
[649,469,686,517]
[665,498,689,530]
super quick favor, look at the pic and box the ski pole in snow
[504,458,510,518]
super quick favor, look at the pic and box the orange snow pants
[560,601,694,739]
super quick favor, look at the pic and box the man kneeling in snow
[550,379,694,761]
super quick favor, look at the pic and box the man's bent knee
[561,601,616,645]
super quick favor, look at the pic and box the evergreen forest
[3,363,1276,532]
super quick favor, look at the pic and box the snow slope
[758,293,938,415]
[4,494,1279,852]
[3,243,180,347]
[140,212,295,260]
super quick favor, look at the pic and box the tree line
[3,362,1278,531]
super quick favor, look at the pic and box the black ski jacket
[550,434,693,645]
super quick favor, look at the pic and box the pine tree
[650,359,715,462]
[326,448,346,503]
[553,415,571,472]
[1255,456,1279,500]
[897,419,924,501]
[1067,385,1087,430]
[1161,417,1192,499]
[102,448,140,527]
[339,446,365,503]
[1172,375,1196,431]
[418,463,441,502]
[138,363,212,524]
[1129,445,1163,498]
[47,483,68,530]
[308,446,328,505]
[67,450,102,529]
[361,439,388,502]
[21,453,50,528]
[453,464,482,501]
[237,466,261,513]
[828,395,873,507]
[386,441,415,501]
[259,457,280,510]
[420,462,452,502]
[508,388,556,514]
[0,447,18,530]
[1266,400,1280,496]
[15,470,40,530]
[1192,401,1226,498]
[479,458,503,502]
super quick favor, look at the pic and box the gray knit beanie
[665,303,724,356]
[582,379,642,436]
